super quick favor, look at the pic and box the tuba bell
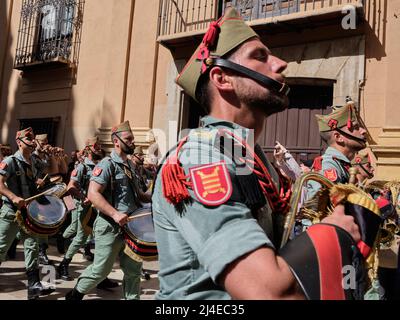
[280,172,334,248]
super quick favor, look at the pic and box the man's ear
[209,66,234,93]
[333,131,344,144]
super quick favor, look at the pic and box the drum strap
[108,159,142,210]
[11,157,36,200]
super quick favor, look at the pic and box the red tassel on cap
[347,105,353,130]
[197,20,221,73]
[161,137,191,206]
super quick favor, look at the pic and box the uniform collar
[84,157,95,167]
[325,147,351,163]
[110,150,126,165]
[200,116,251,140]
[15,150,32,165]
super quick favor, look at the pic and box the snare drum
[17,195,67,237]
[123,206,158,262]
[38,182,68,198]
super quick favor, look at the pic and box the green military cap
[134,146,144,155]
[351,153,371,166]
[176,7,258,101]
[85,136,99,147]
[35,133,48,142]
[16,127,34,139]
[316,98,359,132]
[111,120,132,135]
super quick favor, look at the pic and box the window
[223,0,300,20]
[14,0,85,70]
[19,117,60,146]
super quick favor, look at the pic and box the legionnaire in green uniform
[351,153,375,188]
[33,133,54,266]
[0,128,54,299]
[57,137,100,278]
[66,121,151,300]
[58,136,118,289]
[152,8,364,300]
[307,100,368,198]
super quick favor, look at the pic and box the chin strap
[334,127,366,144]
[357,163,374,179]
[207,58,290,96]
[18,138,35,150]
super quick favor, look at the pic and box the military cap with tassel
[35,134,48,142]
[316,97,360,132]
[111,121,132,135]
[16,127,34,140]
[176,7,289,102]
[351,153,371,166]
[85,136,99,147]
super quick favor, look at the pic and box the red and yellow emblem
[189,161,232,206]
[93,167,103,177]
[0,162,7,170]
[324,169,338,182]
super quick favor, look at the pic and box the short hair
[320,131,334,144]
[196,73,212,114]
[195,45,242,114]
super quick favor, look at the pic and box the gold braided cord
[330,184,380,215]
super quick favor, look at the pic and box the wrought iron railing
[14,0,85,70]
[158,0,364,39]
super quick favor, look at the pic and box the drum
[123,206,158,262]
[19,195,67,237]
[38,182,68,198]
[15,182,69,237]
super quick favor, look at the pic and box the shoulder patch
[0,162,7,170]
[324,169,338,182]
[71,169,78,177]
[93,167,103,177]
[189,161,232,206]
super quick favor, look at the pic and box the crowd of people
[0,125,159,300]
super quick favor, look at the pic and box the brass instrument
[365,180,400,249]
[280,172,334,248]
[348,167,358,185]
[380,219,400,247]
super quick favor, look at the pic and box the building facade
[1,0,399,180]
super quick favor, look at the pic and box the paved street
[0,243,159,300]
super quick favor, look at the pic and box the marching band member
[66,121,149,300]
[0,128,54,299]
[151,8,363,300]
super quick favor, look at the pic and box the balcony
[157,0,366,47]
[14,0,85,71]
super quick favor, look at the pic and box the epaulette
[161,136,191,206]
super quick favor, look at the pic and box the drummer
[58,136,118,289]
[0,128,54,299]
[65,121,150,300]
[33,134,54,266]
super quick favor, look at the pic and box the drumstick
[24,192,50,203]
[37,174,49,190]
[127,212,152,221]
[25,183,68,203]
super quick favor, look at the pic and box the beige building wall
[1,0,399,180]
[362,0,400,180]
